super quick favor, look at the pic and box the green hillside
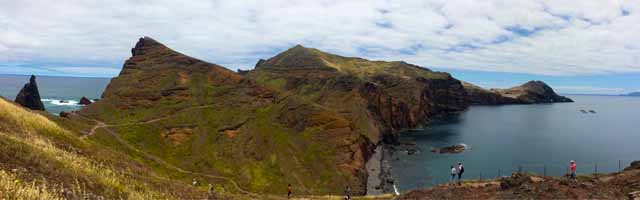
[0,97,210,199]
[79,37,373,195]
[248,45,469,144]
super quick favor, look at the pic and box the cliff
[14,75,45,110]
[248,45,469,143]
[80,37,373,195]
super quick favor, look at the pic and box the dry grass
[0,97,65,136]
[0,98,171,199]
[0,170,63,200]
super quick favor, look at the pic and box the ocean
[0,74,110,115]
[391,95,640,191]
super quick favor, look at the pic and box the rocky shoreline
[366,144,396,195]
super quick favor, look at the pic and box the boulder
[79,96,92,105]
[59,111,71,118]
[14,75,45,110]
[625,160,640,171]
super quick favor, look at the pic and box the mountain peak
[518,80,553,93]
[255,44,334,70]
[292,44,306,49]
[131,36,165,56]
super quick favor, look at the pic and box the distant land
[624,92,640,96]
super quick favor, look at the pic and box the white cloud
[0,0,638,76]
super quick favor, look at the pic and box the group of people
[449,162,465,183]
[198,161,579,198]
[447,160,577,184]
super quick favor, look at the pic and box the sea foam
[41,99,82,106]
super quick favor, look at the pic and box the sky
[0,0,639,94]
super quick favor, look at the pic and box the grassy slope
[0,97,213,199]
[79,38,369,195]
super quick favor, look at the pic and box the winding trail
[75,112,271,199]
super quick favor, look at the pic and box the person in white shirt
[450,165,457,183]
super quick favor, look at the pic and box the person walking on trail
[192,178,199,187]
[208,183,216,200]
[450,165,457,183]
[287,184,292,199]
[457,162,465,182]
[344,186,351,200]
[570,160,577,180]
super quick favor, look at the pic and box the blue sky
[1,0,639,94]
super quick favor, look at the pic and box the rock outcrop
[14,75,45,110]
[78,96,92,105]
[464,81,573,105]
[495,81,573,103]
[625,160,640,171]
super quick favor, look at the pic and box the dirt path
[73,111,273,198]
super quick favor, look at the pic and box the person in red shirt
[287,184,292,199]
[570,160,577,180]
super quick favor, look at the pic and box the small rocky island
[14,75,45,110]
[431,144,468,154]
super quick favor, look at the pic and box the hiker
[287,184,292,199]
[344,186,351,200]
[208,183,216,200]
[192,178,199,187]
[450,165,457,183]
[570,160,577,180]
[457,162,465,182]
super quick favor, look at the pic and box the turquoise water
[0,74,110,114]
[391,95,640,191]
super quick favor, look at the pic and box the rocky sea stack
[14,75,45,110]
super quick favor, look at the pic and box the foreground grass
[0,97,205,199]
[0,170,63,200]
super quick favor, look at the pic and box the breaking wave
[41,99,82,106]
